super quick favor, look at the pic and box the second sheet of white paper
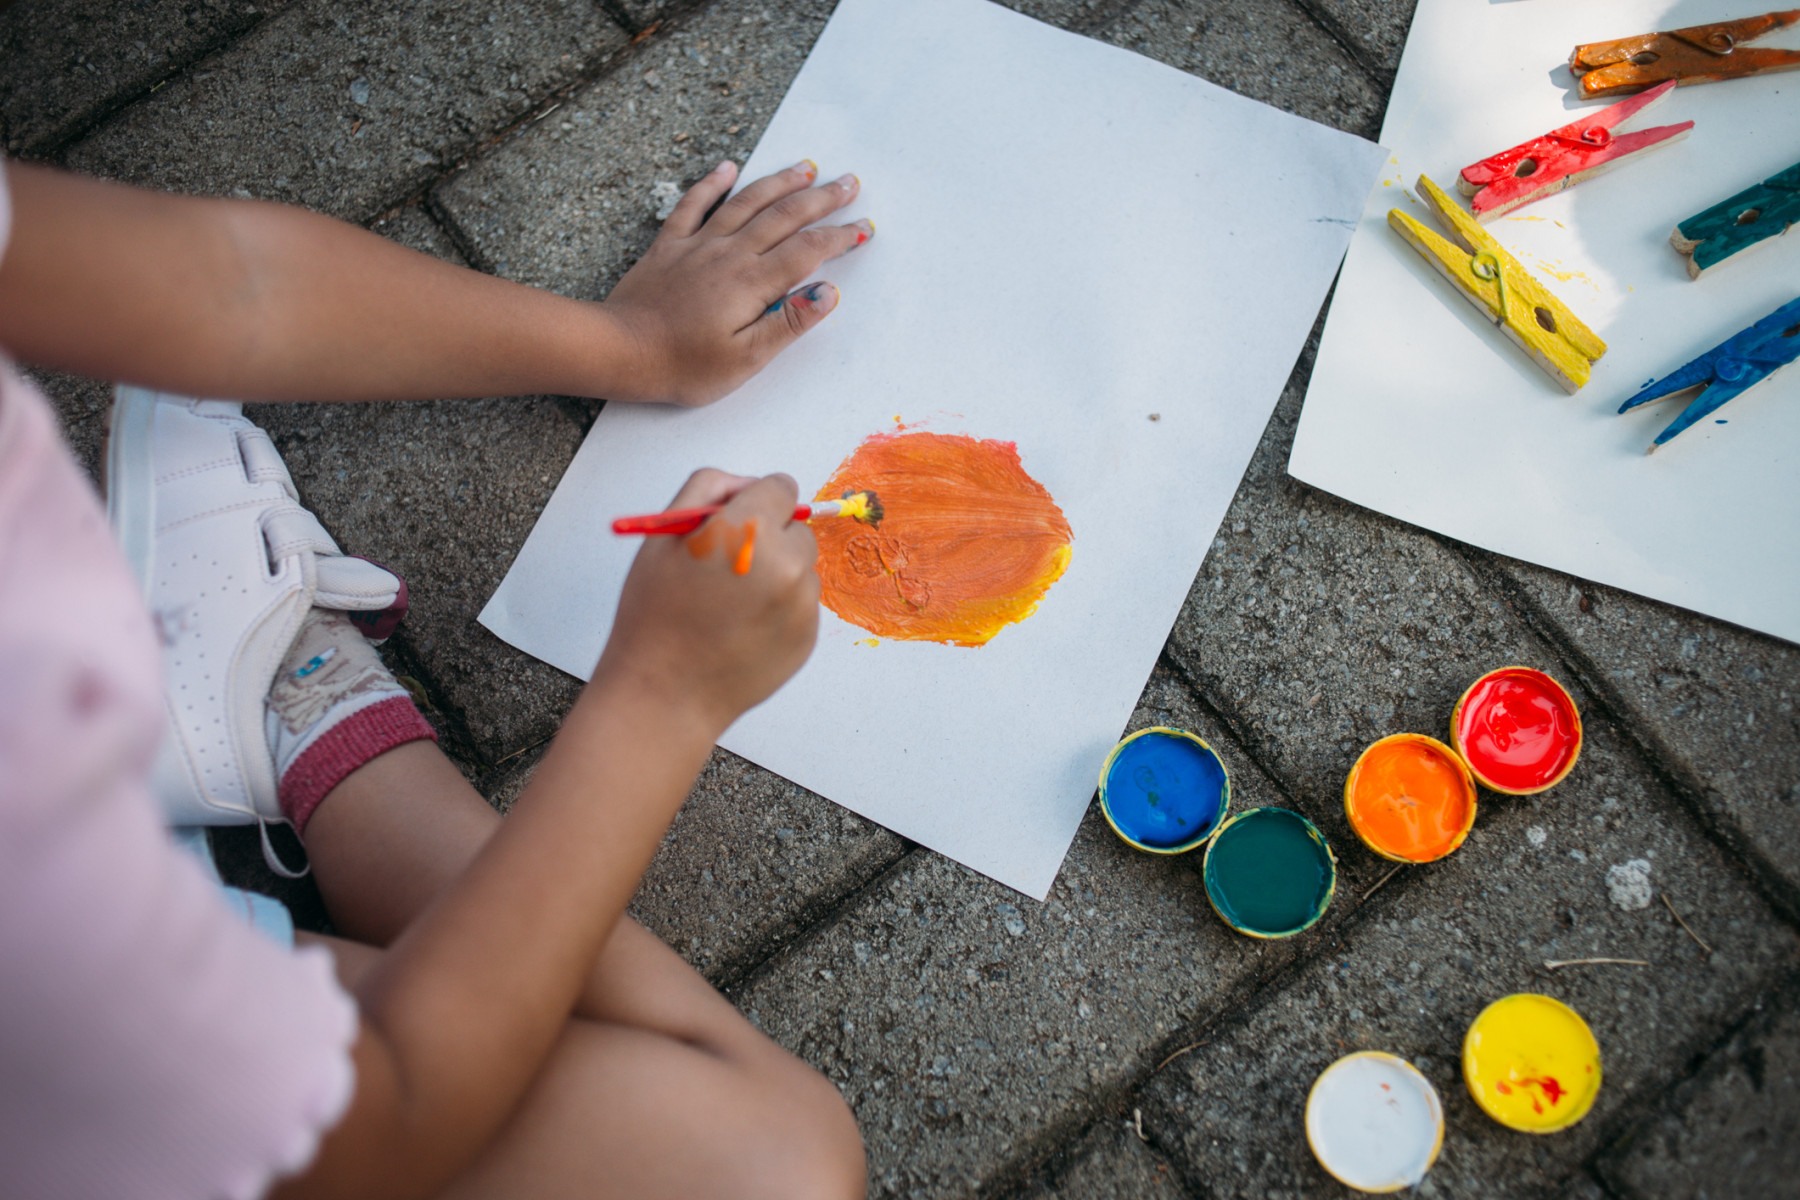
[481,0,1383,898]
[1293,0,1800,644]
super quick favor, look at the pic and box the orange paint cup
[1343,733,1478,864]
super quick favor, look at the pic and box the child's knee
[759,1055,867,1200]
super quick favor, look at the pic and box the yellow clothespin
[1388,175,1606,392]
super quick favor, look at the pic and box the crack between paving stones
[15,3,295,161]
[1585,966,1800,1199]
[713,840,920,998]
[980,873,1457,1199]
[1156,645,1307,814]
[1451,542,1800,929]
[381,627,492,777]
[1287,0,1398,98]
[976,914,1379,1200]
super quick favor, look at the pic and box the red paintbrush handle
[611,504,815,536]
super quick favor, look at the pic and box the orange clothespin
[1458,81,1693,220]
[1570,8,1800,98]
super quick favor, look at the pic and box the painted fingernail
[789,282,839,314]
[793,159,818,181]
[847,218,875,249]
[834,172,859,192]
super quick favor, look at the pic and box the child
[0,152,872,1199]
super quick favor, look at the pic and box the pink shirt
[0,160,356,1199]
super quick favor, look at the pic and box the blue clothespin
[1619,297,1800,452]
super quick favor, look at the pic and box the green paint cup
[1202,807,1337,939]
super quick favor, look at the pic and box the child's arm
[274,470,821,1200]
[0,159,867,407]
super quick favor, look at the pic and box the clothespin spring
[1471,251,1509,322]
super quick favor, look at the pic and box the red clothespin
[1457,81,1694,220]
[1570,8,1800,99]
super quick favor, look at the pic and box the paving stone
[1299,0,1418,78]
[65,1,627,221]
[1598,982,1800,1200]
[1010,0,1385,138]
[491,741,910,984]
[1136,711,1799,1198]
[1015,1117,1192,1200]
[1494,562,1800,913]
[435,0,833,296]
[0,0,272,155]
[735,665,1366,1199]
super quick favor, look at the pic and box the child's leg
[301,742,866,1200]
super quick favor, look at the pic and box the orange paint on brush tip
[1344,734,1477,863]
[813,431,1072,646]
[731,518,758,576]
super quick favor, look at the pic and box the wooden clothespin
[1671,161,1800,277]
[1458,81,1693,220]
[1619,297,1800,451]
[1389,176,1607,392]
[1570,9,1800,98]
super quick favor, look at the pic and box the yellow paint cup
[1462,993,1602,1133]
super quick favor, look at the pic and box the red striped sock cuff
[278,695,438,835]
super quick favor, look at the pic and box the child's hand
[599,161,873,406]
[596,469,821,736]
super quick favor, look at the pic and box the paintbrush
[611,489,884,536]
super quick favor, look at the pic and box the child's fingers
[721,473,820,584]
[661,161,739,239]
[703,160,819,236]
[718,471,800,526]
[741,173,860,253]
[762,220,875,285]
[666,467,759,510]
[751,281,840,349]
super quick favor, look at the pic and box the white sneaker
[105,388,407,844]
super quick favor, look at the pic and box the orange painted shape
[731,518,758,576]
[1344,734,1477,864]
[813,431,1072,647]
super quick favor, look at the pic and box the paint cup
[1462,993,1602,1134]
[1343,733,1478,864]
[1306,1051,1445,1193]
[1451,666,1583,795]
[1202,807,1336,938]
[1098,727,1231,854]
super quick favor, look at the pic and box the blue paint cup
[1098,727,1231,854]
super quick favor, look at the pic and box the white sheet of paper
[1293,0,1800,644]
[480,0,1383,898]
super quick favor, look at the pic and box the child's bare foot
[600,160,874,407]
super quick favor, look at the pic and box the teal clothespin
[1619,297,1800,451]
[1671,161,1800,278]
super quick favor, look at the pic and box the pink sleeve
[0,157,359,1200]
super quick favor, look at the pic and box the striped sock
[266,610,436,834]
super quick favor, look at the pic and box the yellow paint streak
[1389,175,1606,392]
